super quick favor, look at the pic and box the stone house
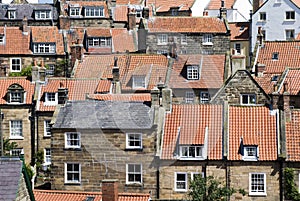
[211,70,271,106]
[50,100,159,196]
[0,77,35,163]
[168,54,226,104]
[138,16,231,56]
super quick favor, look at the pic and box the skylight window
[272,52,279,60]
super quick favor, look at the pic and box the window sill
[174,189,188,192]
[125,182,143,186]
[249,193,267,196]
[157,43,168,46]
[9,137,24,140]
[284,19,295,22]
[64,182,81,185]
[63,148,82,151]
[43,135,51,138]
[202,42,213,46]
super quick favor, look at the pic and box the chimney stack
[283,82,291,121]
[255,63,265,77]
[162,87,172,112]
[22,16,29,35]
[150,87,160,107]
[127,7,136,30]
[112,57,120,82]
[142,7,149,19]
[70,40,83,68]
[102,179,118,201]
[219,0,227,19]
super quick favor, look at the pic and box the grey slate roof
[53,100,154,129]
[0,158,22,201]
[0,4,58,20]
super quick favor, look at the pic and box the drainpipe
[0,110,3,156]
[30,98,36,166]
[20,153,35,201]
[156,168,159,199]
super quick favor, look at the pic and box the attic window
[171,8,178,16]
[242,146,258,161]
[179,145,203,159]
[84,7,104,17]
[35,10,52,20]
[132,75,146,88]
[70,7,81,16]
[7,84,25,104]
[271,75,279,82]
[187,65,199,80]
[8,10,16,19]
[272,52,279,60]
[85,197,95,201]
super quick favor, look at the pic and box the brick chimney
[127,7,136,30]
[70,40,83,68]
[272,84,279,110]
[255,63,265,77]
[112,57,120,82]
[102,179,118,201]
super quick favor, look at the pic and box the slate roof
[228,106,278,161]
[0,158,23,201]
[38,78,110,112]
[52,100,154,129]
[256,41,300,74]
[228,22,249,41]
[0,4,58,20]
[0,77,35,104]
[147,17,228,33]
[286,109,300,161]
[34,189,150,201]
[161,104,223,160]
[0,26,31,55]
[31,26,65,55]
[88,93,151,102]
[169,54,225,89]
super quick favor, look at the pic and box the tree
[1,137,18,156]
[187,175,245,201]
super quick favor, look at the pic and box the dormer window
[7,84,25,104]
[272,52,279,60]
[85,7,104,17]
[70,7,81,16]
[132,75,146,88]
[44,92,57,106]
[8,10,16,19]
[187,65,199,80]
[35,10,52,20]
[87,37,111,47]
[179,145,203,159]
[33,43,56,54]
[242,146,258,161]
[171,8,178,16]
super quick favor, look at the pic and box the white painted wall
[232,0,253,21]
[251,0,300,52]
[191,0,211,16]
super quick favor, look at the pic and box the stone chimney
[272,85,279,110]
[112,57,120,82]
[58,82,69,105]
[127,7,136,30]
[151,87,160,107]
[102,179,118,201]
[39,66,46,82]
[283,82,291,121]
[162,87,172,112]
[70,39,83,68]
[31,60,39,82]
[255,63,265,77]
[22,16,29,35]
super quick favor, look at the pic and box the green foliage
[188,175,244,201]
[9,66,32,77]
[284,167,300,201]
[25,163,34,181]
[1,138,18,156]
[35,150,44,171]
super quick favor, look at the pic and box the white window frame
[10,148,23,157]
[285,11,295,20]
[157,34,168,45]
[249,173,267,196]
[234,43,241,54]
[35,10,52,19]
[44,92,57,106]
[203,34,213,45]
[126,133,142,149]
[132,75,146,88]
[65,163,81,184]
[185,91,195,103]
[8,10,16,19]
[181,34,187,44]
[200,92,210,103]
[44,148,51,165]
[10,91,22,103]
[242,146,258,161]
[85,7,104,17]
[179,146,203,159]
[187,65,199,80]
[34,43,56,54]
[191,172,204,180]
[44,120,51,137]
[259,12,266,21]
[0,35,4,44]
[88,37,111,47]
[126,163,142,184]
[174,172,187,192]
[10,120,23,139]
[285,29,295,40]
[65,132,81,149]
[10,58,21,72]
[241,94,256,105]
[70,7,81,16]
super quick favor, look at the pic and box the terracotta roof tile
[228,22,249,41]
[34,190,150,201]
[256,41,300,74]
[228,106,277,161]
[162,104,223,160]
[254,73,279,94]
[31,26,65,55]
[0,77,35,104]
[291,0,300,7]
[116,0,143,4]
[88,93,151,101]
[114,5,128,22]
[38,78,106,111]
[169,54,225,89]
[278,68,300,95]
[0,27,31,55]
[147,0,195,12]
[147,17,227,33]
[286,110,300,161]
[86,28,112,37]
[206,0,236,9]
[111,29,137,52]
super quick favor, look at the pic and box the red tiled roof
[111,29,137,52]
[88,93,151,101]
[169,54,225,89]
[206,0,236,9]
[286,110,300,161]
[162,104,223,160]
[147,0,195,12]
[38,78,108,111]
[31,26,65,55]
[116,0,143,4]
[114,5,128,22]
[0,27,31,55]
[228,22,249,41]
[277,68,300,95]
[0,77,35,104]
[34,190,150,201]
[147,17,227,33]
[291,0,300,8]
[86,28,112,37]
[228,106,277,161]
[254,73,279,94]
[256,41,300,74]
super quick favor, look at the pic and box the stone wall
[51,129,158,196]
[36,113,53,156]
[16,174,31,201]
